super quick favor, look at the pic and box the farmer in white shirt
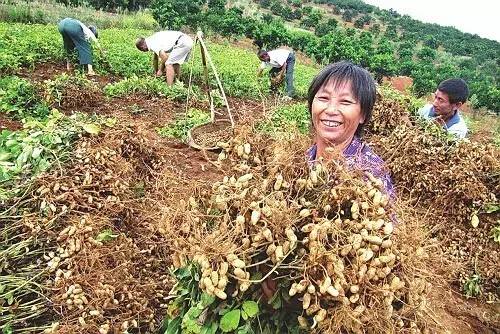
[135,31,193,86]
[257,48,296,100]
[58,18,103,75]
[418,78,469,139]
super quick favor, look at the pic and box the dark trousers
[269,52,295,97]
[58,18,93,65]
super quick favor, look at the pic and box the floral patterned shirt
[306,136,396,200]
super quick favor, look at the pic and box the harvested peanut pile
[369,124,500,299]
[449,213,500,302]
[372,125,499,222]
[161,130,437,333]
[3,126,177,334]
[367,90,413,135]
[43,74,102,110]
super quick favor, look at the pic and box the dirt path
[0,112,22,131]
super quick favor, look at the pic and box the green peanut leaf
[82,123,101,135]
[220,309,240,332]
[164,317,181,334]
[95,229,119,242]
[6,291,14,305]
[31,146,43,159]
[242,301,259,318]
[200,322,218,334]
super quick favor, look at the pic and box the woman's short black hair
[88,25,98,39]
[307,61,376,136]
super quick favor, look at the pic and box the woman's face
[311,80,364,149]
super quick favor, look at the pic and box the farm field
[1,22,499,334]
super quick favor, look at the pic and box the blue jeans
[269,52,295,97]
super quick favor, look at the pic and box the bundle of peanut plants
[161,129,433,333]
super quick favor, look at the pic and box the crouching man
[136,31,193,85]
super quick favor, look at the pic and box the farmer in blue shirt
[418,78,469,139]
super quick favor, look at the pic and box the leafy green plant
[1,323,13,334]
[96,28,153,76]
[160,263,264,334]
[156,108,210,140]
[482,203,500,214]
[0,23,64,73]
[96,229,119,242]
[129,104,146,115]
[0,76,50,120]
[0,109,105,200]
[491,223,500,245]
[468,94,479,110]
[161,262,302,334]
[104,76,194,101]
[463,274,481,298]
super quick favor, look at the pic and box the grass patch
[462,110,500,145]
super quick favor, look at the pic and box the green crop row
[103,76,200,102]
[257,102,310,136]
[0,23,64,73]
[157,108,211,140]
[183,41,318,99]
[0,23,319,99]
[0,76,51,120]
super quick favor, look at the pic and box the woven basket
[186,119,233,150]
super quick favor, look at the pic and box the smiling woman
[306,61,396,200]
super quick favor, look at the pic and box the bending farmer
[257,48,295,100]
[135,31,193,86]
[418,78,469,139]
[58,18,102,76]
